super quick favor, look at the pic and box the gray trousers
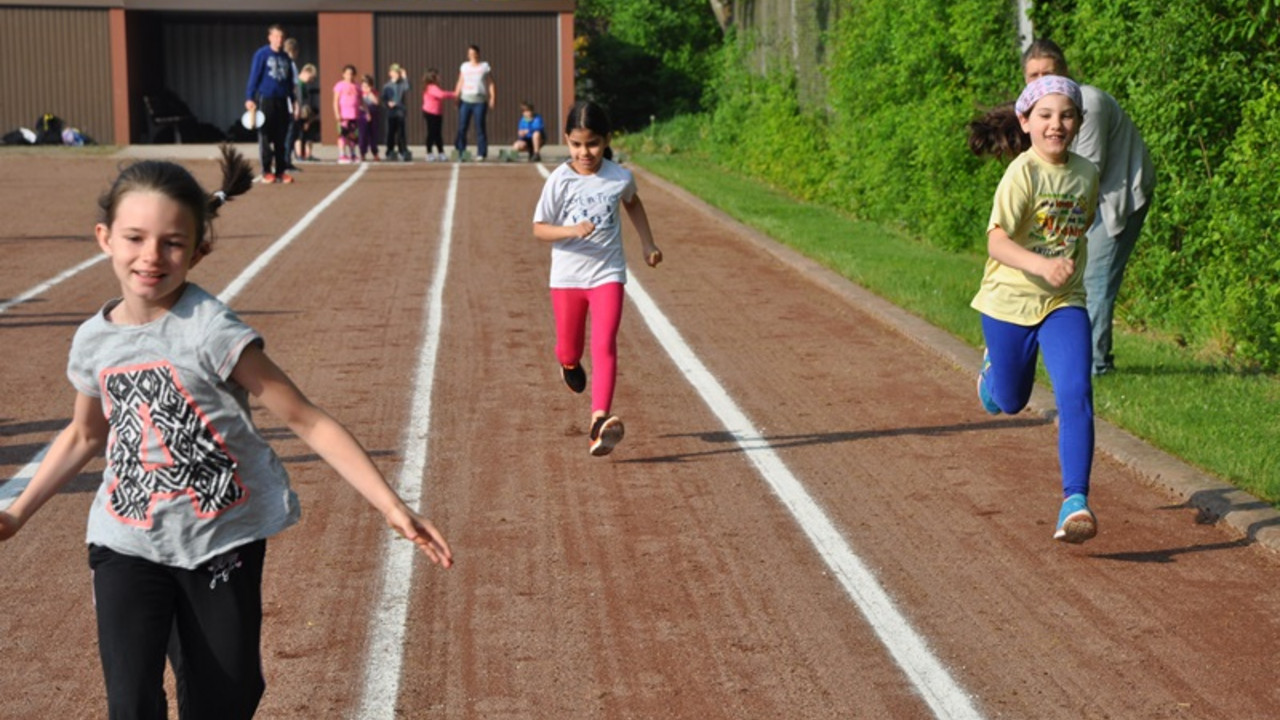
[1083,201,1150,374]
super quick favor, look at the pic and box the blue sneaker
[977,349,1001,415]
[1054,493,1098,544]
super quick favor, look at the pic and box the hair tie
[213,190,228,206]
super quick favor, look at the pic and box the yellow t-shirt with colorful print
[970,150,1099,326]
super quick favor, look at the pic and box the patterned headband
[1015,75,1083,116]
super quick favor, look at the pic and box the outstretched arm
[231,344,452,567]
[624,193,662,267]
[0,392,108,541]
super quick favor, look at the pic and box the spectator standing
[294,63,320,162]
[244,23,295,184]
[282,37,302,172]
[1022,39,1155,376]
[453,44,495,161]
[421,69,457,162]
[382,63,411,161]
[358,74,381,162]
[333,64,360,164]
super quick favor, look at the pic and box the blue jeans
[1084,202,1150,374]
[981,307,1094,497]
[455,101,488,158]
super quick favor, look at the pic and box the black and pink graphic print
[101,361,245,526]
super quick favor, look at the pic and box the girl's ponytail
[208,144,254,214]
[967,103,1030,160]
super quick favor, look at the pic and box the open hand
[387,509,453,568]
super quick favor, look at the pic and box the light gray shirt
[68,284,300,569]
[1073,84,1155,238]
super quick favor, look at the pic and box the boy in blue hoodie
[244,24,295,183]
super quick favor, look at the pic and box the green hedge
[683,0,1280,371]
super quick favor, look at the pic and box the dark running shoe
[561,364,586,394]
[589,415,625,457]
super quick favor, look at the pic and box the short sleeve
[987,162,1030,238]
[200,304,263,382]
[619,167,637,205]
[533,172,564,225]
[66,323,102,398]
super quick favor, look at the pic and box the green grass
[627,148,1280,505]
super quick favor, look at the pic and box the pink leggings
[551,282,624,414]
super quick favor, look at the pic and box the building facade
[0,1,576,147]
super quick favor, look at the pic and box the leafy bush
[645,0,1280,371]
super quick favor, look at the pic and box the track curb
[635,165,1280,555]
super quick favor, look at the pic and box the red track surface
[1,154,1277,719]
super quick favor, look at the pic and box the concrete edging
[634,165,1280,553]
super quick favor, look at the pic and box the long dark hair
[564,101,614,160]
[967,103,1030,160]
[98,144,253,253]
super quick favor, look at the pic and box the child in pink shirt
[332,65,360,164]
[421,68,457,162]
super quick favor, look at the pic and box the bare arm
[0,393,109,540]
[987,227,1073,288]
[231,344,452,567]
[624,193,662,267]
[533,220,594,243]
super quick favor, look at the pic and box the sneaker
[1053,493,1098,544]
[437,153,448,162]
[589,415,625,457]
[280,173,294,184]
[532,152,541,162]
[561,364,586,394]
[977,349,1001,415]
[261,173,277,184]
[337,157,353,165]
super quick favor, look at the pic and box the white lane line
[355,163,458,719]
[531,162,982,718]
[1,164,369,506]
[0,254,108,314]
[625,278,983,719]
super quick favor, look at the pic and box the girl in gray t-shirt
[0,146,452,717]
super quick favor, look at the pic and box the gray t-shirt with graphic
[67,283,300,569]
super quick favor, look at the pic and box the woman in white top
[453,44,495,160]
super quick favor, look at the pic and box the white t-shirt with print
[534,158,637,289]
[458,61,491,103]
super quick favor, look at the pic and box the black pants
[256,95,290,176]
[424,111,444,154]
[386,114,408,157]
[90,541,267,720]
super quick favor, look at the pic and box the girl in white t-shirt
[453,44,495,160]
[0,146,452,717]
[533,102,662,456]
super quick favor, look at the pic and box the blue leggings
[981,306,1094,497]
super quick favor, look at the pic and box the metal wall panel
[0,6,113,142]
[375,12,562,153]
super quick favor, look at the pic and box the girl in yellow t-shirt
[967,75,1100,544]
